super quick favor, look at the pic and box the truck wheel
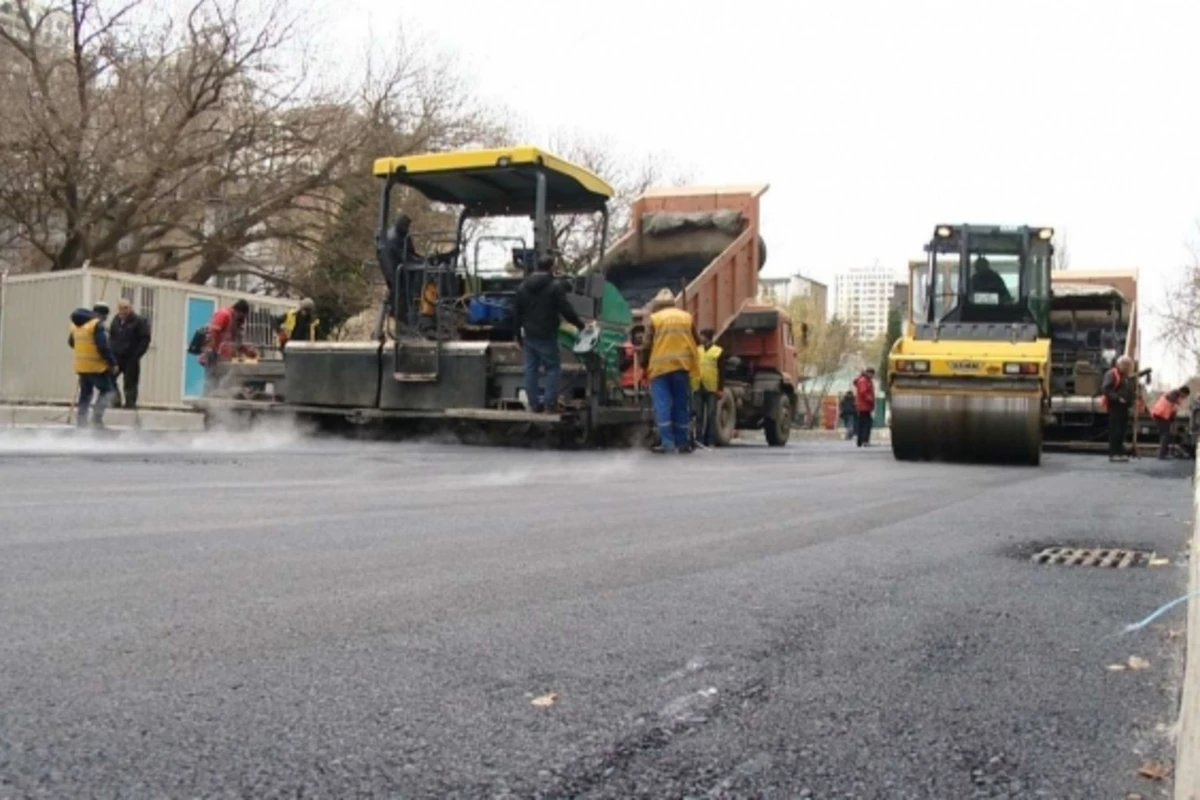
[764,394,792,447]
[715,391,737,446]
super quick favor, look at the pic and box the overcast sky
[326,0,1198,379]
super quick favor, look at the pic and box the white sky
[324,0,1199,380]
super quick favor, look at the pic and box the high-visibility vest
[1151,393,1178,420]
[647,307,698,380]
[620,342,644,388]
[692,344,722,392]
[280,309,319,343]
[71,318,109,374]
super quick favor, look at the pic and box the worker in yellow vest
[691,328,724,448]
[68,307,118,429]
[641,289,700,453]
[276,298,319,347]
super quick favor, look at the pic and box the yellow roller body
[887,336,1050,465]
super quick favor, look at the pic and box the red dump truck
[593,185,803,446]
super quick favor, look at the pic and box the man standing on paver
[513,255,587,413]
[200,299,257,393]
[68,307,118,429]
[642,289,700,454]
[109,299,152,409]
[1101,355,1137,462]
[853,367,876,447]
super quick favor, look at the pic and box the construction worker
[853,367,877,447]
[68,307,118,429]
[692,328,723,448]
[1101,355,1137,462]
[199,299,257,393]
[641,289,700,454]
[839,390,857,440]
[277,298,319,347]
[1151,385,1191,460]
[971,256,1013,304]
[109,299,152,409]
[513,255,587,413]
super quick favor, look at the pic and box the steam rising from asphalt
[475,451,648,486]
[0,413,309,455]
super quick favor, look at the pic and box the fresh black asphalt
[0,429,1192,798]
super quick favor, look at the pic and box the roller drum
[891,389,1043,465]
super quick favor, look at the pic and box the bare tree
[541,132,691,273]
[1161,224,1200,371]
[1052,230,1070,271]
[0,0,501,291]
[789,294,860,426]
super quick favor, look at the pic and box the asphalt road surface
[0,428,1193,799]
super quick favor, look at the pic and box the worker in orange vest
[1150,385,1191,460]
[1100,355,1137,462]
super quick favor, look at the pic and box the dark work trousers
[856,410,873,447]
[116,355,142,408]
[1157,417,1173,459]
[695,389,717,447]
[1108,407,1129,458]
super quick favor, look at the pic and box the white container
[0,267,297,409]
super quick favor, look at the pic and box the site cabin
[194,146,655,447]
[590,185,804,447]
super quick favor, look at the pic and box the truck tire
[764,393,792,447]
[715,391,737,446]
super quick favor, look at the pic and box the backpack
[187,326,208,356]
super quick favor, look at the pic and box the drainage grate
[1031,547,1149,568]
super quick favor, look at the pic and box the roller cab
[888,224,1054,465]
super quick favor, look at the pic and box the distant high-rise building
[890,281,908,317]
[0,2,72,47]
[758,274,828,318]
[834,265,897,341]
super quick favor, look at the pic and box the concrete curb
[0,404,204,432]
[1177,468,1200,799]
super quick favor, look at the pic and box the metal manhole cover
[1031,547,1149,568]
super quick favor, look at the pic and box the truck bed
[592,186,769,334]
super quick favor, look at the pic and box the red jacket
[203,307,256,362]
[853,373,876,413]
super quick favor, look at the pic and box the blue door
[183,296,216,398]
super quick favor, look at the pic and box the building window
[139,286,156,332]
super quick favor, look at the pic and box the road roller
[888,224,1054,465]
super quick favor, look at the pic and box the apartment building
[833,265,897,341]
[759,273,829,318]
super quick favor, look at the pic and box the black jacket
[1101,367,1136,408]
[109,312,151,359]
[839,394,856,417]
[513,271,585,340]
